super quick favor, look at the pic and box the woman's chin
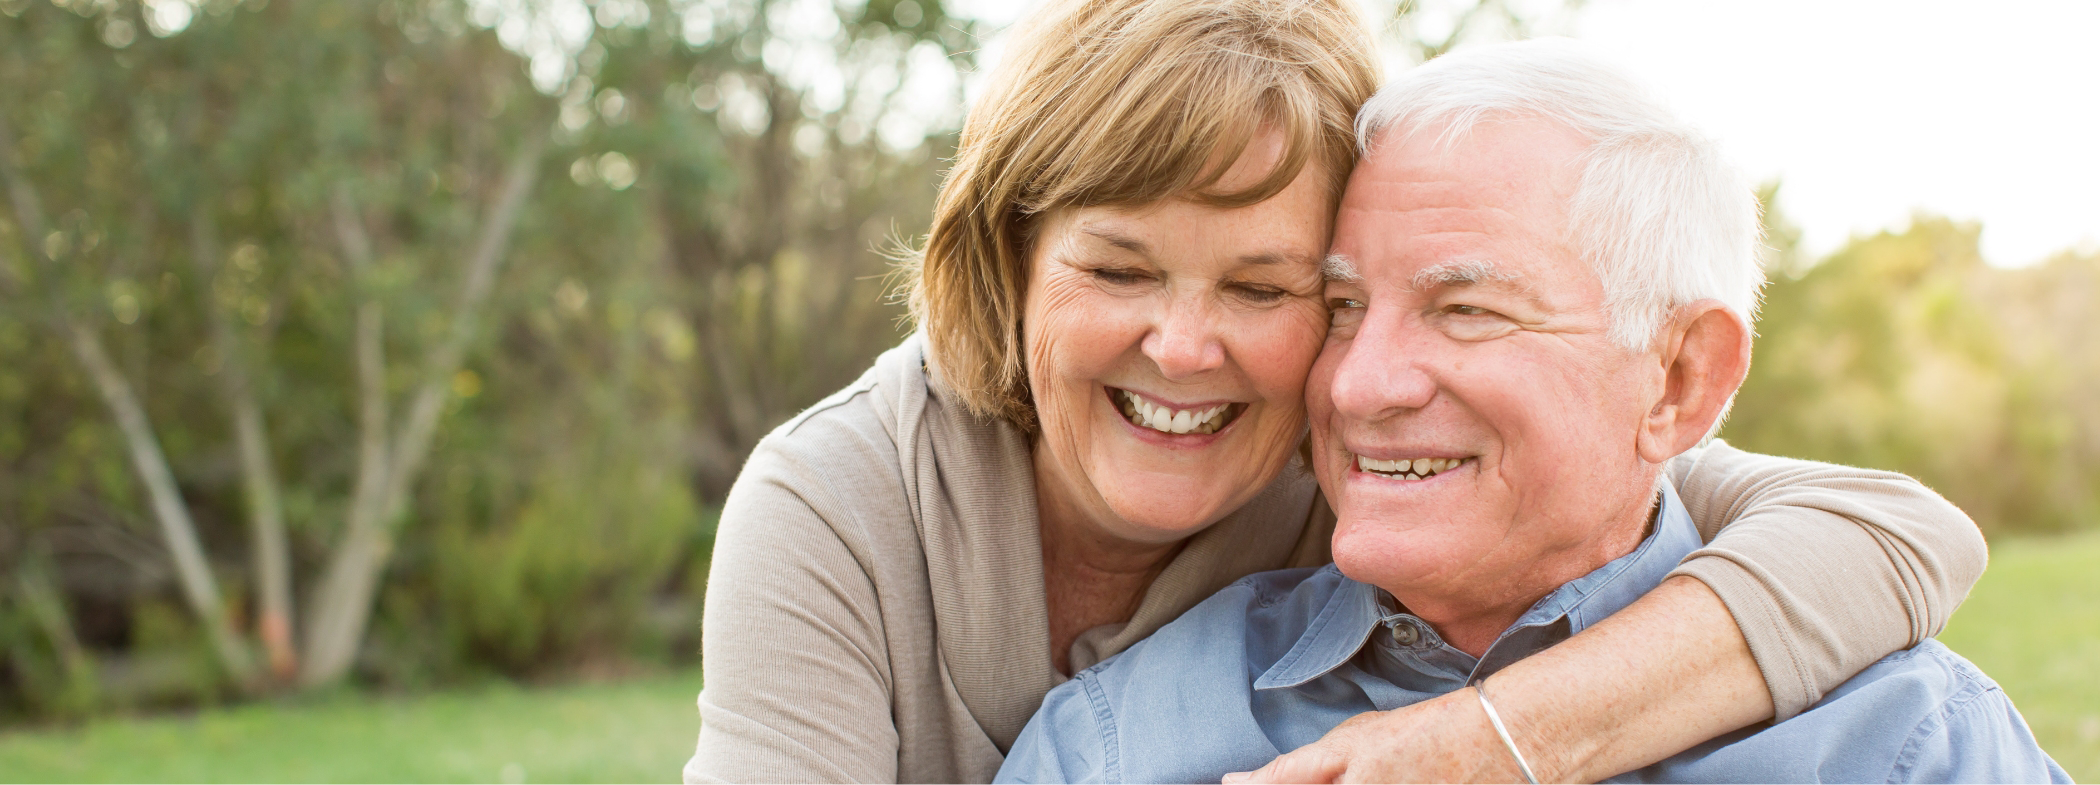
[1094,486,1245,545]
[1082,444,1294,545]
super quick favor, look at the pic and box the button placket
[1377,612,1438,651]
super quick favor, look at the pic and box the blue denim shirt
[998,483,2068,784]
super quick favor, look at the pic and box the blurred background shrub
[0,0,954,717]
[1728,189,2100,538]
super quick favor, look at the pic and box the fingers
[1225,745,1348,784]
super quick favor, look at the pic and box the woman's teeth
[1356,455,1464,480]
[1117,390,1233,435]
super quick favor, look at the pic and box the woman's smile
[1106,387,1247,439]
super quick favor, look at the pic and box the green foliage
[1,0,956,719]
[416,455,702,677]
[1726,201,2100,536]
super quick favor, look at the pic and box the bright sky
[1572,0,2100,267]
[954,0,2100,268]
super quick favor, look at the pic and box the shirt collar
[1256,479,1703,691]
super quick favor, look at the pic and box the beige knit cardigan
[685,337,1983,784]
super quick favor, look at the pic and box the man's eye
[1328,298,1366,328]
[1438,303,1515,341]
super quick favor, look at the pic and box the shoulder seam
[1884,663,1997,783]
[773,378,881,439]
[1079,671,1123,782]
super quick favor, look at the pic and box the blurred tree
[1727,200,2100,536]
[0,0,975,715]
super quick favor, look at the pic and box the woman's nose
[1141,300,1226,380]
[1327,314,1435,421]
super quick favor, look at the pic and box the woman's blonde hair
[902,0,1381,429]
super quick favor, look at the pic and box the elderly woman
[686,1,1984,783]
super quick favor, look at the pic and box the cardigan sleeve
[1665,440,1987,720]
[686,444,901,784]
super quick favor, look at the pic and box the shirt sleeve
[995,675,1114,784]
[685,447,900,784]
[1887,688,2073,784]
[1664,439,1988,720]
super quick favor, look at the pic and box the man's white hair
[1356,38,1765,349]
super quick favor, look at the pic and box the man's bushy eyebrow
[1322,254,1361,282]
[1409,259,1521,291]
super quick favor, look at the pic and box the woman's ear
[1637,301,1751,463]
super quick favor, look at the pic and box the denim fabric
[997,483,2068,784]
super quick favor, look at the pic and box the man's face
[1308,120,1666,612]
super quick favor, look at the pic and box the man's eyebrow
[1080,226,1148,255]
[1323,254,1361,282]
[1409,260,1542,303]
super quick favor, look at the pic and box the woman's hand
[1224,688,1532,783]
[1228,576,1773,784]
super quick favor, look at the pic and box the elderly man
[994,40,2067,785]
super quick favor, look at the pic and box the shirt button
[1390,620,1422,647]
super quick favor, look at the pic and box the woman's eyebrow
[1080,225,1149,255]
[1236,250,1321,268]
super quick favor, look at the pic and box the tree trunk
[300,133,544,687]
[68,323,258,687]
[189,209,299,683]
[0,111,257,688]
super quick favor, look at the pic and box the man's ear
[1637,301,1751,463]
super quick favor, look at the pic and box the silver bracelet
[1473,680,1541,784]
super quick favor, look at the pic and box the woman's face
[1022,145,1334,545]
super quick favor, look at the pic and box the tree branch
[0,107,256,687]
[379,129,546,521]
[189,207,299,683]
[301,129,545,686]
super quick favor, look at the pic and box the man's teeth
[1355,455,1464,480]
[1117,390,1231,435]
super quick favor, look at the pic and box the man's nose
[1327,312,1436,420]
[1142,297,1226,380]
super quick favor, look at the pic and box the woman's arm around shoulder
[686,443,902,784]
[1665,438,1987,715]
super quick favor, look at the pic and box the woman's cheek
[1234,301,1331,400]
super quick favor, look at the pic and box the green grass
[1940,528,2100,782]
[0,670,704,783]
[0,533,2094,783]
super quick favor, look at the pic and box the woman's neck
[1034,458,1185,675]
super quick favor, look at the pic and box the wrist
[1472,680,1540,784]
[1469,673,1596,784]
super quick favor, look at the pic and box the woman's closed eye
[1089,266,1155,286]
[1226,281,1291,305]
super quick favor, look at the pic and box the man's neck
[1385,494,1661,658]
